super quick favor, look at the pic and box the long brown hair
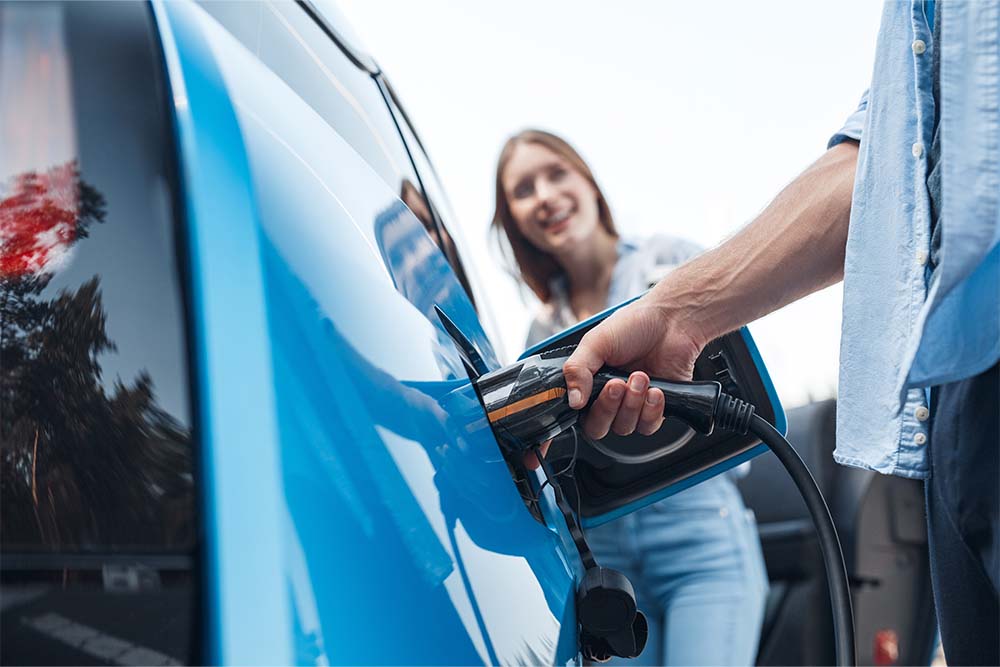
[491,129,618,303]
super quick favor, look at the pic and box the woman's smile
[539,206,573,233]
[500,141,607,254]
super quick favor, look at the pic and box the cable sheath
[749,413,856,667]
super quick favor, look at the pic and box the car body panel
[154,2,579,663]
[151,2,294,663]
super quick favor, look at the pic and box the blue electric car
[0,2,934,665]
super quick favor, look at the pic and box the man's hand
[563,296,707,440]
[562,141,860,442]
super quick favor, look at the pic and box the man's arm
[564,140,860,439]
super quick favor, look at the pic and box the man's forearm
[653,141,859,347]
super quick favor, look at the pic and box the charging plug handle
[594,371,722,435]
[588,368,722,435]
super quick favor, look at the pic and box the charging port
[708,350,742,397]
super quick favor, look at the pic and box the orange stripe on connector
[487,388,566,423]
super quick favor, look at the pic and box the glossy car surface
[9,3,916,667]
[2,1,582,664]
[155,1,583,663]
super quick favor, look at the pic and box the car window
[0,0,194,556]
[198,1,468,292]
[381,79,507,351]
[1,2,196,663]
[299,0,377,73]
[199,2,416,198]
[387,100,475,302]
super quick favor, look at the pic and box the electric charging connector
[475,347,857,666]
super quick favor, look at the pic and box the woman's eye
[549,167,567,182]
[513,182,533,199]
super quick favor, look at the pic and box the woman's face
[501,142,603,255]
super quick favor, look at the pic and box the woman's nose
[535,179,557,205]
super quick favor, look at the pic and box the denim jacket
[829,0,1000,479]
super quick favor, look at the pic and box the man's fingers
[563,329,611,409]
[582,379,627,439]
[610,372,649,436]
[637,387,665,436]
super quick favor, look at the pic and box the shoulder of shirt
[526,289,568,348]
[614,234,702,290]
[622,234,703,262]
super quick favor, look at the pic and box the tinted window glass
[387,108,475,298]
[1,2,197,663]
[0,1,194,555]
[381,80,505,331]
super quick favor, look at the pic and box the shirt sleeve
[669,237,704,263]
[525,317,548,349]
[827,90,869,149]
[525,305,562,349]
[646,235,703,267]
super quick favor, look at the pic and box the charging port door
[520,298,786,528]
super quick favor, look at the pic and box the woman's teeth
[542,210,571,229]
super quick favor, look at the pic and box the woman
[492,129,768,666]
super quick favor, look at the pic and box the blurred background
[342,0,882,409]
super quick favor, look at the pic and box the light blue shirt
[526,236,702,346]
[829,0,1000,479]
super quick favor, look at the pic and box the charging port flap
[520,299,786,528]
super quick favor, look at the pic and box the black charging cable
[532,442,648,661]
[714,393,856,667]
[533,442,597,570]
[473,346,855,664]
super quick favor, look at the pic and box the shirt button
[912,39,927,55]
[914,432,927,445]
[917,250,928,265]
[912,142,924,158]
[915,406,930,421]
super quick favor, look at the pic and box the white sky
[341,0,883,408]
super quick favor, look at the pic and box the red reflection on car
[874,628,900,665]
[0,161,80,277]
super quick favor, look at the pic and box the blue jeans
[586,474,768,666]
[927,362,999,665]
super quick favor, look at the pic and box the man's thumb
[563,333,608,409]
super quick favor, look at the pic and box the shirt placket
[898,0,935,471]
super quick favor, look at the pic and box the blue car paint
[154,1,786,661]
[151,2,294,663]
[156,2,580,663]
[520,298,787,529]
[740,325,787,437]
